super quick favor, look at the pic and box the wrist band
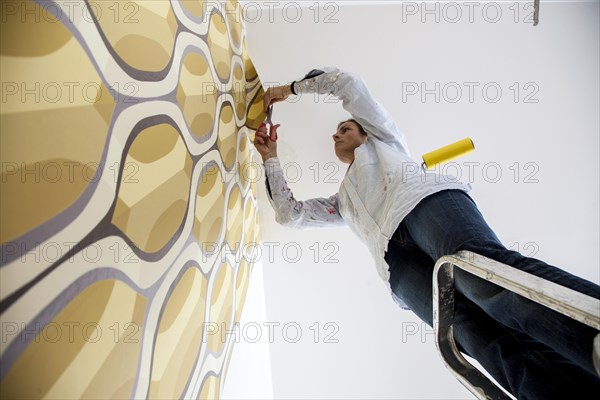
[290,81,297,95]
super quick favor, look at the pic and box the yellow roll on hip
[422,138,475,170]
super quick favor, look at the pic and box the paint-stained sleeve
[262,157,346,229]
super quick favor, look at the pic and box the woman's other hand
[254,122,279,161]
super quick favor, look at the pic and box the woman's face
[332,121,367,164]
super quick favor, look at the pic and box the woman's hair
[337,119,367,136]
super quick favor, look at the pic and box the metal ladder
[432,250,600,400]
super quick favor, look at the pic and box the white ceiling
[230,1,599,399]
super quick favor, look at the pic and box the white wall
[229,1,599,399]
[221,258,275,399]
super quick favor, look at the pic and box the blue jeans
[385,189,600,399]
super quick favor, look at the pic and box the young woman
[253,66,600,399]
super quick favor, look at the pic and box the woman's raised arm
[264,67,411,156]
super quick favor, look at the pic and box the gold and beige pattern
[0,1,265,398]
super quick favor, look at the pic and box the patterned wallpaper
[0,0,266,398]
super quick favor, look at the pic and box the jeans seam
[445,191,482,252]
[504,329,584,386]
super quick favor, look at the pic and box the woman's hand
[263,85,293,112]
[254,122,279,161]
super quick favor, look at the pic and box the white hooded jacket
[263,67,472,308]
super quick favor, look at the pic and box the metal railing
[432,250,600,400]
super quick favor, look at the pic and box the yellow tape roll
[422,138,475,170]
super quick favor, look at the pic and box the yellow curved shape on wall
[180,0,209,17]
[244,197,257,245]
[0,279,146,399]
[91,1,178,72]
[149,265,208,399]
[207,12,232,82]
[0,0,114,244]
[207,262,233,354]
[225,0,243,49]
[245,85,268,131]
[237,131,252,189]
[176,51,218,139]
[111,124,193,253]
[226,185,243,250]
[217,104,237,169]
[198,375,220,400]
[242,39,258,82]
[194,165,226,254]
[232,64,247,120]
[234,259,251,323]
